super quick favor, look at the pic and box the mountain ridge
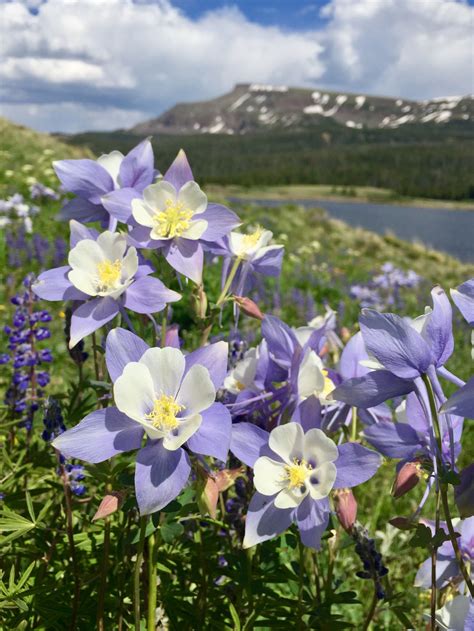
[130,83,473,136]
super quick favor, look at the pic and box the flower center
[145,394,184,432]
[153,199,194,238]
[283,458,313,489]
[320,369,335,399]
[97,259,122,291]
[242,226,264,252]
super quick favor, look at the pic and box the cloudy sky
[0,0,473,133]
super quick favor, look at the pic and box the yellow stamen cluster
[97,259,122,290]
[153,199,194,238]
[320,369,336,399]
[242,226,264,251]
[145,394,184,432]
[283,458,313,489]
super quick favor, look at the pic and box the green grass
[205,183,474,209]
[1,119,473,629]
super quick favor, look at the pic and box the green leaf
[160,520,184,544]
[228,601,241,631]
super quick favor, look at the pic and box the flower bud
[92,491,125,521]
[392,461,423,499]
[334,488,357,533]
[233,296,264,320]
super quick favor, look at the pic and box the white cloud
[0,0,471,132]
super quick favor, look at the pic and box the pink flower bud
[233,296,264,320]
[197,475,219,519]
[334,488,357,532]
[392,461,422,499]
[92,491,125,521]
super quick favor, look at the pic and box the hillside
[130,83,473,136]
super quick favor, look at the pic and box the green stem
[297,541,305,630]
[97,518,110,631]
[161,307,168,348]
[351,406,357,441]
[134,517,148,631]
[216,256,242,306]
[362,584,378,631]
[431,487,440,630]
[422,374,474,598]
[440,485,474,597]
[147,529,159,631]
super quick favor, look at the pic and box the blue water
[230,198,474,262]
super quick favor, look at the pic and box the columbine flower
[129,150,240,283]
[333,286,454,408]
[52,328,231,514]
[363,392,463,470]
[33,221,180,347]
[54,139,155,227]
[431,595,474,631]
[213,226,284,297]
[451,279,474,327]
[230,422,381,549]
[415,517,474,593]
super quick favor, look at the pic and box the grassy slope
[1,117,473,628]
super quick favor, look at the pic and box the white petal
[307,462,337,500]
[68,239,105,275]
[298,350,325,399]
[97,150,124,187]
[176,365,215,415]
[181,218,208,240]
[228,232,246,256]
[178,181,207,214]
[68,268,97,296]
[274,487,306,509]
[253,456,287,496]
[143,180,176,208]
[114,362,155,422]
[132,199,155,228]
[303,428,338,465]
[96,231,127,261]
[269,423,304,464]
[121,246,139,281]
[139,347,185,398]
[162,414,202,450]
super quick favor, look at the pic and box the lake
[229,198,474,262]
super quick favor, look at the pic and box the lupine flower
[129,150,240,283]
[30,182,60,201]
[351,522,388,599]
[430,595,474,631]
[333,286,454,408]
[54,139,155,227]
[52,328,231,514]
[230,422,381,549]
[2,276,52,430]
[415,517,474,593]
[33,220,180,347]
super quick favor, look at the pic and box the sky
[0,0,473,133]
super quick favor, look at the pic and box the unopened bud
[196,475,219,519]
[233,296,264,320]
[193,286,208,319]
[334,488,357,533]
[92,491,125,521]
[392,461,423,498]
[165,324,180,349]
[340,327,351,342]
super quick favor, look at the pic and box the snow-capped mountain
[130,84,473,136]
